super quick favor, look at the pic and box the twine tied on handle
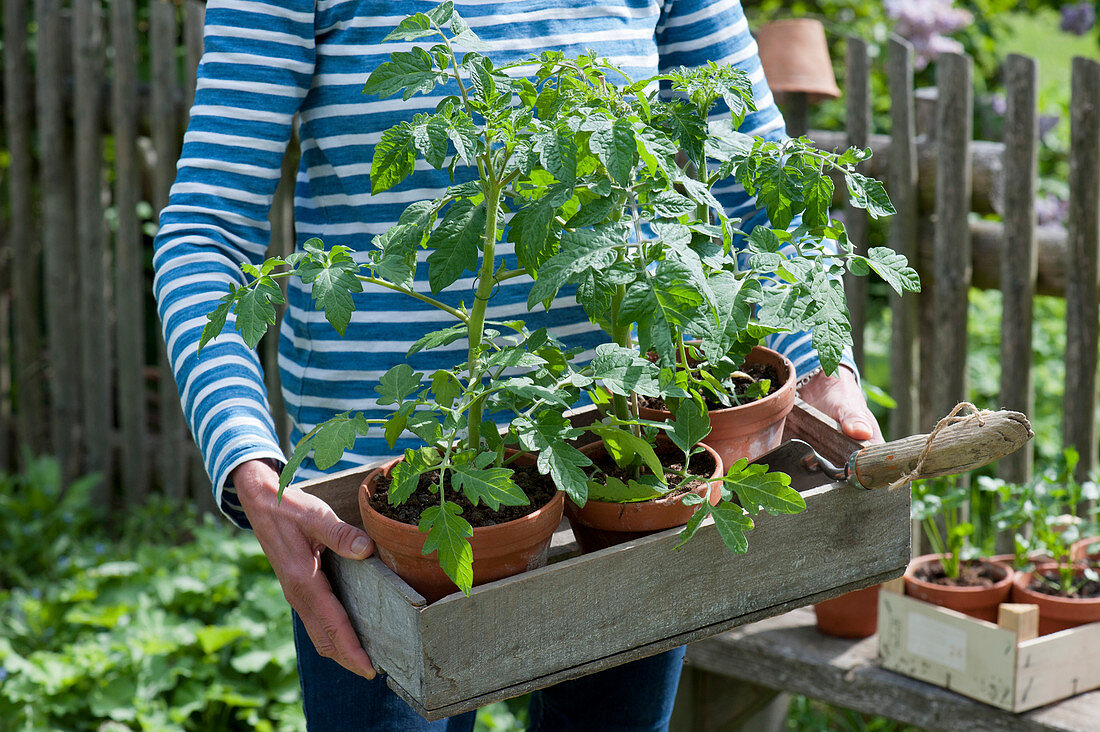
[886,402,992,491]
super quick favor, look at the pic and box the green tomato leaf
[371,122,417,194]
[590,427,664,477]
[426,198,486,293]
[805,275,851,375]
[589,343,662,398]
[199,292,235,350]
[509,198,559,273]
[297,247,362,336]
[375,364,424,406]
[650,190,697,218]
[844,171,896,219]
[411,114,450,169]
[589,118,636,187]
[515,411,590,505]
[586,476,667,503]
[865,247,922,295]
[675,502,711,548]
[722,458,804,514]
[381,12,436,43]
[363,47,444,101]
[534,130,578,185]
[426,1,455,25]
[407,324,468,356]
[667,399,711,455]
[526,225,623,309]
[451,465,528,511]
[419,502,474,595]
[391,449,433,506]
[803,169,834,227]
[234,276,284,350]
[711,502,754,553]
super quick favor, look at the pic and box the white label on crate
[906,612,967,671]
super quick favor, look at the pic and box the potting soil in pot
[639,361,781,412]
[586,444,718,496]
[913,560,1005,588]
[1027,571,1100,599]
[372,465,557,527]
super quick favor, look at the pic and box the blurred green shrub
[0,457,304,731]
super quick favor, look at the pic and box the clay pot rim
[568,439,724,510]
[904,553,1014,594]
[359,454,565,540]
[1013,568,1100,605]
[1070,535,1100,561]
[639,345,796,420]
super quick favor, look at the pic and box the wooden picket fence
[1,1,1099,514]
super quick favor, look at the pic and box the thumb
[837,408,876,442]
[304,499,375,559]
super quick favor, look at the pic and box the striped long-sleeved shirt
[153,0,857,527]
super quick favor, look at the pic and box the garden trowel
[751,408,1033,492]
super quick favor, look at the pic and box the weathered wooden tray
[878,585,1100,712]
[302,401,911,720]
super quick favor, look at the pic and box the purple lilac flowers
[885,0,974,70]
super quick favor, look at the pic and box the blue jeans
[293,613,685,731]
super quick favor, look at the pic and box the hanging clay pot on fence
[638,345,797,470]
[564,440,723,553]
[903,554,1014,623]
[359,454,564,603]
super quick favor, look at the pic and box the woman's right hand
[232,459,378,678]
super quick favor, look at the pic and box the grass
[999,9,1098,107]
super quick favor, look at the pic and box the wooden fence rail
[1,7,1098,518]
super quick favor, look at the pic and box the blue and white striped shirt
[153,0,856,527]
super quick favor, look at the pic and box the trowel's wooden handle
[850,410,1033,490]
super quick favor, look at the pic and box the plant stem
[465,179,502,451]
[358,276,469,322]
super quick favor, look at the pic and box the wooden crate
[878,586,1100,712]
[302,402,910,720]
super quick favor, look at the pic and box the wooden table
[675,607,1100,732]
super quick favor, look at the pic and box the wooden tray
[303,402,911,719]
[878,584,1100,712]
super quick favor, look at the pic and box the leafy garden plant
[911,477,978,580]
[200,3,919,594]
[993,448,1099,596]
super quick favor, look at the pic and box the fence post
[998,54,1038,487]
[1064,57,1100,486]
[112,0,148,502]
[932,53,973,421]
[74,0,113,498]
[4,0,47,459]
[887,36,919,443]
[151,0,189,499]
[844,37,871,372]
[35,0,80,480]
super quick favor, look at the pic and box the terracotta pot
[639,345,797,469]
[564,441,724,553]
[359,455,564,603]
[1011,568,1100,635]
[754,19,842,104]
[903,554,1014,623]
[813,585,881,638]
[1070,536,1100,564]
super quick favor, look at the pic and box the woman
[153,1,879,728]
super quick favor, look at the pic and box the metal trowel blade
[750,439,842,492]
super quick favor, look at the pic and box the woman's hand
[232,459,378,678]
[798,367,884,445]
